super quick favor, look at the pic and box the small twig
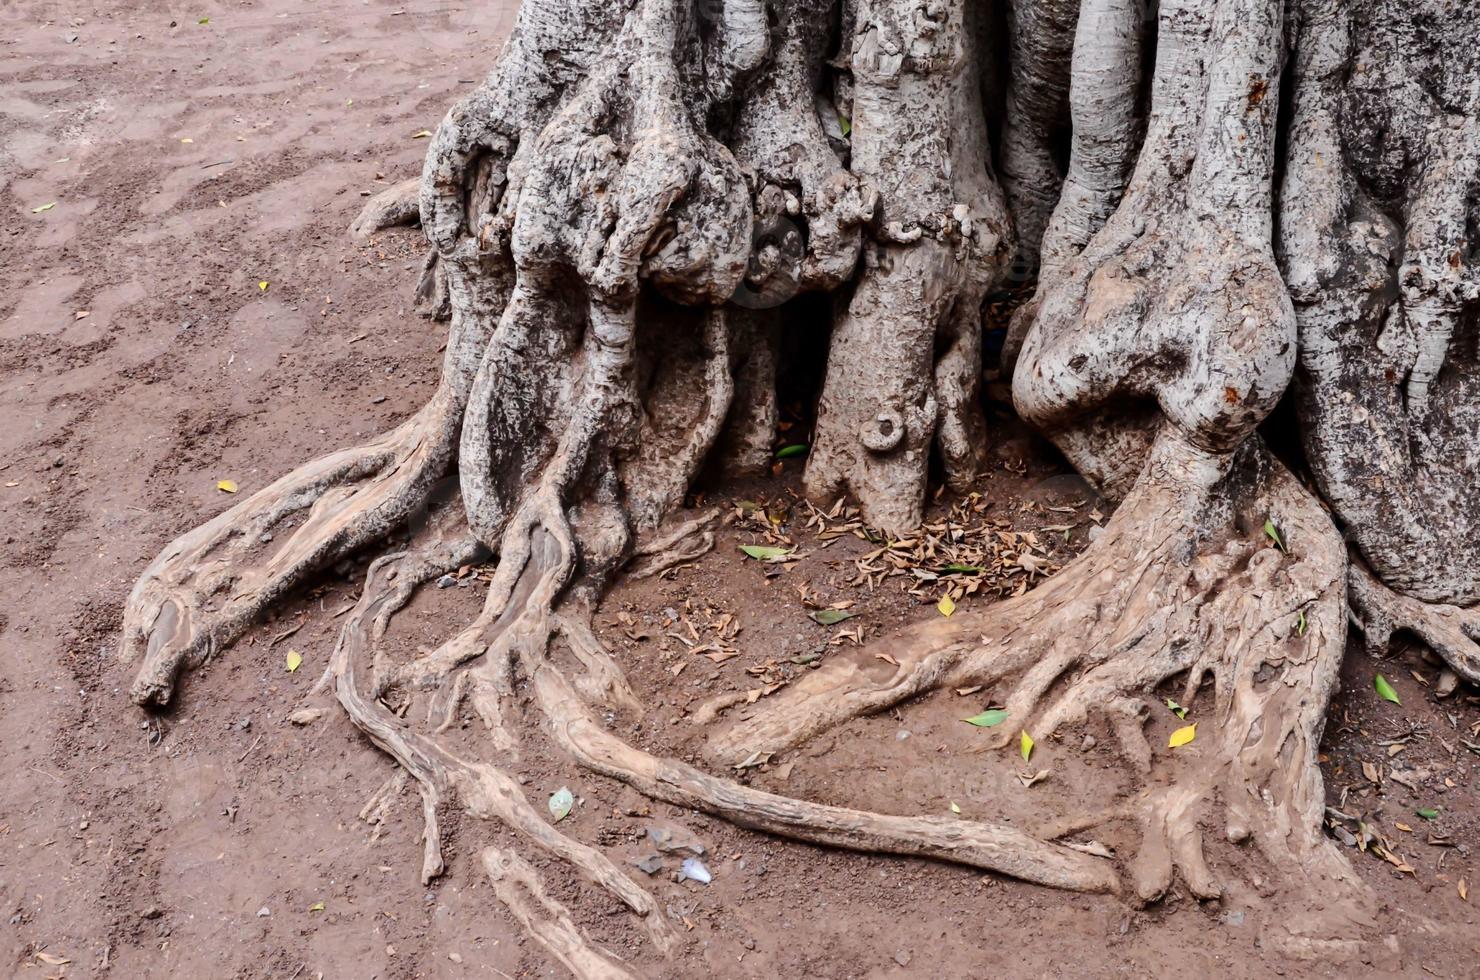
[237,735,263,763]
[269,622,303,647]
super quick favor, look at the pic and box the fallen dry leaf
[1015,769,1051,788]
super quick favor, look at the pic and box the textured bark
[125,0,1479,972]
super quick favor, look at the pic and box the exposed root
[123,395,464,707]
[532,657,1118,893]
[1349,560,1480,686]
[481,847,639,980]
[332,549,680,956]
[626,509,719,580]
[712,431,1373,950]
[349,177,422,240]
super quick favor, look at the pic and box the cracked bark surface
[125,0,1477,973]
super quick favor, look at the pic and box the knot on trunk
[861,408,906,452]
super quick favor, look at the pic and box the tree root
[122,395,464,707]
[309,503,1114,980]
[121,288,503,708]
[1349,560,1480,686]
[711,430,1374,954]
[332,546,681,956]
[481,847,640,980]
[349,178,422,240]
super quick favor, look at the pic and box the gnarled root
[122,300,500,707]
[712,431,1373,953]
[1349,560,1480,686]
[350,177,422,239]
[481,847,640,980]
[325,507,1114,976]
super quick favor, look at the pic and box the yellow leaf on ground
[31,202,56,213]
[217,479,238,493]
[1019,730,1034,762]
[258,280,270,291]
[286,649,303,672]
[1460,878,1469,902]
[180,137,193,143]
[308,901,325,912]
[410,129,433,138]
[1168,724,1197,748]
[937,594,956,617]
[949,801,960,814]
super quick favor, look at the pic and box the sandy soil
[2,2,1478,977]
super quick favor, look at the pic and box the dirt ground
[3,2,1479,977]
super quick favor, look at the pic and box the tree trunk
[122,0,1479,972]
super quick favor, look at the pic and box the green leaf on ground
[775,444,809,459]
[962,709,1009,728]
[1165,699,1187,719]
[940,564,984,574]
[548,787,574,823]
[1374,673,1401,705]
[739,544,793,561]
[1417,807,1440,820]
[809,608,855,626]
[1019,730,1035,762]
[1263,518,1286,552]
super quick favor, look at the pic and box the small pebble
[256,906,270,917]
